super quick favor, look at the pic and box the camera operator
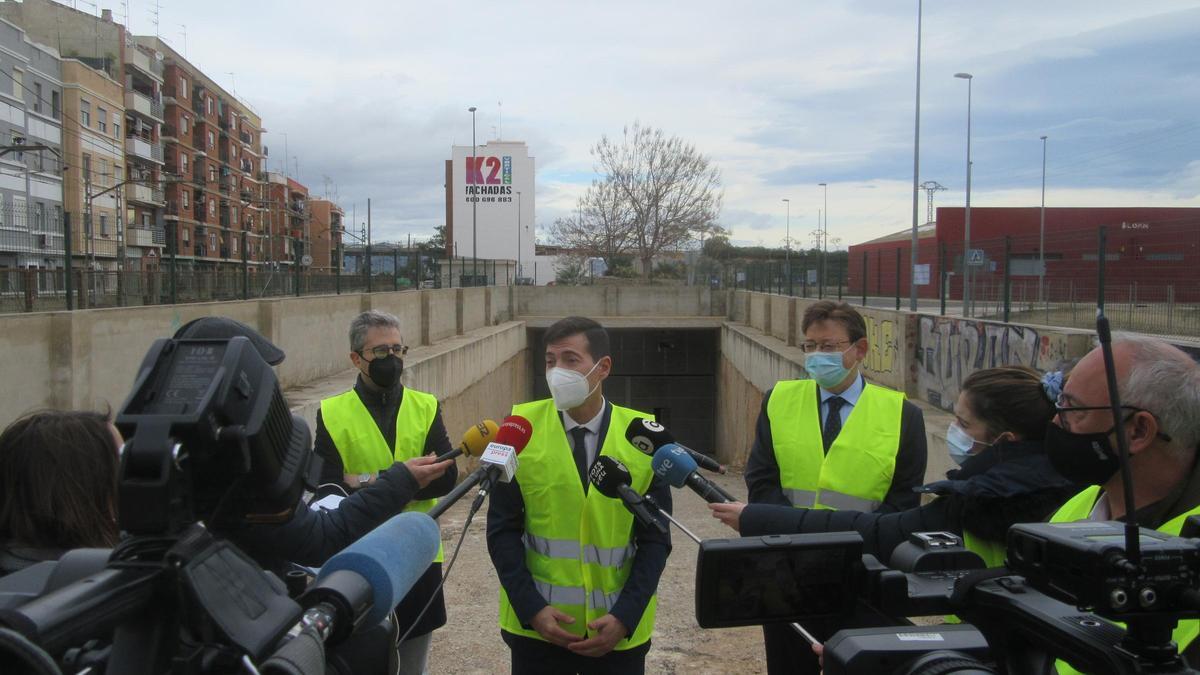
[0,410,121,576]
[1046,335,1200,671]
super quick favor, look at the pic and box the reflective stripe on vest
[768,378,905,511]
[497,399,658,650]
[522,533,637,568]
[320,386,444,561]
[1051,486,1200,675]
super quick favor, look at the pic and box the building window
[232,236,238,253]
[98,107,107,133]
[183,227,189,242]
[179,76,187,98]
[181,115,189,134]
[12,68,22,98]
[33,82,41,112]
[51,90,60,119]
[233,206,238,223]
[113,118,119,139]
[208,199,215,216]
[33,202,44,231]
[99,214,108,235]
[207,131,214,149]
[210,233,216,248]
[206,97,212,116]
[182,191,189,208]
[98,159,109,187]
[80,99,91,127]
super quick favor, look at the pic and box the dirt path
[427,469,767,673]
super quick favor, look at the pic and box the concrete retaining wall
[371,292,424,345]
[516,285,719,318]
[747,292,770,333]
[422,289,459,344]
[460,288,488,334]
[769,295,793,345]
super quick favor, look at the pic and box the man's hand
[812,641,824,668]
[708,501,746,533]
[567,614,628,657]
[404,455,454,488]
[530,606,583,649]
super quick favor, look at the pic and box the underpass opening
[527,326,720,456]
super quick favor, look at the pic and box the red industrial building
[848,207,1200,303]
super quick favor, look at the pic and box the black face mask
[366,355,403,389]
[1045,421,1122,485]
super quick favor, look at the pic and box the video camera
[0,334,395,674]
[696,520,1200,674]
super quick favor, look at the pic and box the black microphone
[651,444,732,504]
[588,456,667,534]
[624,417,726,475]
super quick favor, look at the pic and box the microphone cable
[394,500,482,646]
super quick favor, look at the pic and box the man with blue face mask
[743,300,927,675]
[487,316,672,674]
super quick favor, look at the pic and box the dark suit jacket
[743,377,927,512]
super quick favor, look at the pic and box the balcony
[126,136,164,164]
[194,204,207,221]
[162,123,177,140]
[162,85,178,102]
[192,129,208,154]
[125,90,165,122]
[240,189,255,203]
[220,246,231,259]
[219,147,229,163]
[220,211,231,228]
[125,48,162,79]
[239,130,252,145]
[241,159,253,175]
[127,183,166,205]
[127,227,166,248]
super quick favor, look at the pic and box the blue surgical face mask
[946,423,980,465]
[804,347,855,389]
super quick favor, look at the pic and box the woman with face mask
[712,365,1086,569]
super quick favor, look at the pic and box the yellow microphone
[436,420,499,461]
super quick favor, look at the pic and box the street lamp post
[468,106,478,285]
[516,190,522,283]
[1039,135,1048,307]
[818,182,828,298]
[955,72,973,318]
[782,198,791,296]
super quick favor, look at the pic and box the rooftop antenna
[121,0,130,33]
[225,72,237,97]
[178,24,187,58]
[148,0,160,39]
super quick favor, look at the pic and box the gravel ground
[427,468,768,674]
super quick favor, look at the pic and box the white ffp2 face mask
[546,361,601,411]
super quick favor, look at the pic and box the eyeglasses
[1054,393,1173,441]
[800,340,851,354]
[361,344,408,360]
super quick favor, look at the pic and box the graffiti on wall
[863,315,898,375]
[916,316,1073,410]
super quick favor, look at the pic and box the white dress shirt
[562,398,607,468]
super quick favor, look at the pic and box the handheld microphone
[435,419,499,462]
[426,415,533,519]
[651,444,732,504]
[589,456,668,534]
[305,511,441,641]
[624,418,726,475]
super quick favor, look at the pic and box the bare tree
[547,177,635,270]
[592,123,722,277]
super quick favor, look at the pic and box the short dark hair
[0,410,120,549]
[801,301,867,343]
[544,316,611,361]
[961,366,1057,441]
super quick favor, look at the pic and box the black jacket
[486,401,673,639]
[740,440,1083,564]
[310,377,459,639]
[744,378,928,512]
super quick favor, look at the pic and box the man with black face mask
[314,309,457,675]
[1045,334,1200,672]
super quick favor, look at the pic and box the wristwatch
[357,473,373,487]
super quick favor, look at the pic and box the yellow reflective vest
[497,399,658,650]
[768,378,905,511]
[320,386,443,561]
[1051,486,1200,675]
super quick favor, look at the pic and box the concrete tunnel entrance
[527,327,720,455]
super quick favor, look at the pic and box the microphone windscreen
[624,418,674,455]
[461,420,499,458]
[495,415,533,453]
[588,455,631,499]
[316,512,440,627]
[651,444,698,488]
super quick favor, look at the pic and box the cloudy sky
[120,0,1200,248]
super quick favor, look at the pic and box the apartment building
[306,197,343,270]
[0,17,63,273]
[264,172,308,267]
[61,59,123,272]
[122,40,166,270]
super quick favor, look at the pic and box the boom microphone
[624,418,726,474]
[307,511,441,638]
[589,456,668,534]
[426,415,533,519]
[651,444,732,504]
[435,419,499,462]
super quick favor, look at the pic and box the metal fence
[735,221,1200,340]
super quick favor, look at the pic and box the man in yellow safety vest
[486,316,673,674]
